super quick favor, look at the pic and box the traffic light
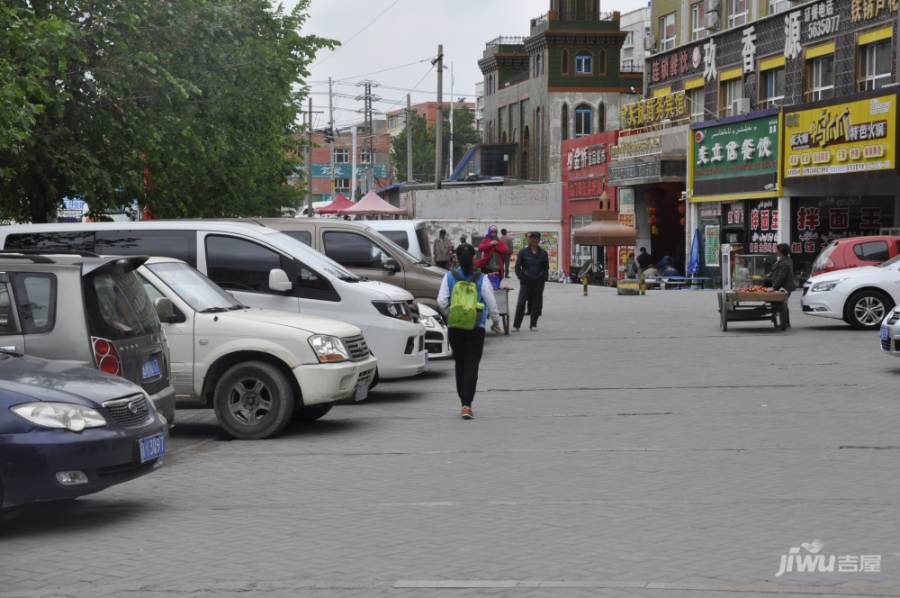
[323,127,335,143]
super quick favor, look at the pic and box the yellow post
[582,275,589,296]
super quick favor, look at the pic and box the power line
[311,0,405,68]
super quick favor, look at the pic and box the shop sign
[620,91,687,130]
[790,197,895,256]
[649,47,702,85]
[312,163,389,179]
[724,203,745,226]
[690,113,780,200]
[801,0,839,40]
[784,94,896,178]
[851,0,899,23]
[704,225,721,267]
[748,199,780,254]
[618,188,635,214]
[611,137,661,160]
[609,161,661,183]
[566,143,607,171]
[567,176,604,200]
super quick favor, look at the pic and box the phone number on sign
[808,16,839,39]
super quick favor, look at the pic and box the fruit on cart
[736,286,775,293]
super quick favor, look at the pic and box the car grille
[103,394,152,428]
[342,335,370,361]
[882,338,893,351]
[425,331,443,342]
[357,367,375,386]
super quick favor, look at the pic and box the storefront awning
[573,211,637,247]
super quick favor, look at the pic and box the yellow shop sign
[784,94,897,178]
[620,91,687,130]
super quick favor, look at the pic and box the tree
[0,0,335,222]
[390,106,480,183]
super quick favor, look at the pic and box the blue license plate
[138,433,166,463]
[882,326,890,342]
[142,356,161,380]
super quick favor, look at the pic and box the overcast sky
[290,0,649,130]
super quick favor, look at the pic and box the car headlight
[372,301,413,321]
[308,335,350,363]
[421,315,436,328]
[811,279,844,292]
[11,402,107,432]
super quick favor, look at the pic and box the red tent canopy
[316,193,354,214]
[340,191,405,216]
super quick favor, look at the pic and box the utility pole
[351,125,358,200]
[448,61,454,180]
[328,76,335,199]
[356,80,380,194]
[306,96,313,217]
[406,94,414,183]
[434,44,444,189]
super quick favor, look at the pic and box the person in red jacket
[475,225,510,279]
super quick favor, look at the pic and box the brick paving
[2,285,900,597]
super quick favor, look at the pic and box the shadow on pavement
[283,417,369,437]
[0,498,150,539]
[362,390,429,404]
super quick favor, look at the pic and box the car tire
[213,361,295,440]
[845,290,893,330]
[369,369,380,391]
[295,404,332,423]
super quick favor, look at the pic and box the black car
[0,352,167,509]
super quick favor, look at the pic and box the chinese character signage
[620,91,687,130]
[784,94,897,178]
[748,199,779,254]
[791,197,895,256]
[851,0,899,23]
[566,144,607,171]
[610,136,661,160]
[311,163,389,179]
[649,47,702,85]
[690,112,780,202]
[802,0,839,40]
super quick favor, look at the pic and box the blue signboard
[311,163,389,179]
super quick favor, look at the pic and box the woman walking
[438,244,502,419]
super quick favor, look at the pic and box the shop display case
[721,247,775,290]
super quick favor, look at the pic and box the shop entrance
[645,185,686,273]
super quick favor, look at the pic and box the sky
[290,0,649,131]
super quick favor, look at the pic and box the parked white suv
[138,257,377,439]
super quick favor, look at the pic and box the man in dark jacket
[766,243,796,328]
[513,232,550,331]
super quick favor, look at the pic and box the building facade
[306,120,394,203]
[385,101,476,138]
[619,6,651,76]
[478,0,643,183]
[643,0,900,280]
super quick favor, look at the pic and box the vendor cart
[494,287,511,335]
[717,290,790,331]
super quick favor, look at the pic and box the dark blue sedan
[0,352,168,509]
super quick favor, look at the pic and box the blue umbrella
[687,228,702,276]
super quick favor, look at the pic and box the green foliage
[391,107,480,183]
[0,0,335,222]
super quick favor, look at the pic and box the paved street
[3,284,900,598]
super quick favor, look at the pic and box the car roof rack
[0,249,101,258]
[0,252,55,264]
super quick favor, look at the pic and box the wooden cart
[717,290,790,331]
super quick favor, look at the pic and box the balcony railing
[620,60,644,73]
[485,36,526,49]
[530,13,550,35]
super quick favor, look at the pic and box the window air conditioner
[706,0,721,12]
[732,98,751,115]
[644,35,655,51]
[704,12,720,30]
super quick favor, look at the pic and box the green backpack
[447,271,484,330]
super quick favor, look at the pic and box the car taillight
[92,337,121,377]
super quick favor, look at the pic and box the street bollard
[582,275,589,296]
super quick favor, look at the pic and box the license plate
[882,326,890,342]
[354,382,369,402]
[142,356,161,380]
[424,351,430,365]
[138,434,166,463]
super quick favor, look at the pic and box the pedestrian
[433,229,453,270]
[459,234,467,246]
[500,228,513,278]
[657,256,679,277]
[637,247,653,270]
[626,252,640,279]
[475,225,510,283]
[765,243,796,328]
[437,244,502,420]
[513,232,550,332]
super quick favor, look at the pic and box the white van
[1,222,427,381]
[365,220,432,264]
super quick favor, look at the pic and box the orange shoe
[461,406,474,419]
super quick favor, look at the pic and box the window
[623,31,634,47]
[284,230,313,246]
[10,273,56,334]
[95,230,197,267]
[534,53,543,78]
[574,105,593,137]
[334,178,351,192]
[761,68,785,107]
[562,50,570,75]
[719,79,743,116]
[323,232,392,269]
[205,235,285,294]
[728,0,747,28]
[82,269,159,341]
[859,39,892,91]
[561,104,569,141]
[333,148,349,163]
[487,75,494,95]
[380,230,409,249]
[0,281,17,334]
[359,149,374,163]
[597,103,605,133]
[575,51,593,74]
[806,55,834,101]
[689,88,705,123]
[854,241,890,262]
[659,13,676,50]
[571,215,593,268]
[691,3,706,41]
[5,232,94,253]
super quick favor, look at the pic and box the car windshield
[811,242,838,271]
[84,266,161,340]
[147,262,241,312]
[261,228,360,281]
[877,254,900,268]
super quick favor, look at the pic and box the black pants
[448,327,485,407]
[514,282,544,329]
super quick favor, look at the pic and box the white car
[138,257,378,439]
[419,303,451,359]
[801,255,900,330]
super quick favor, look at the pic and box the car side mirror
[154,297,183,324]
[383,257,400,273]
[268,268,294,292]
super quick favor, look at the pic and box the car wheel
[369,369,379,391]
[846,290,893,330]
[295,404,332,423]
[213,361,295,440]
